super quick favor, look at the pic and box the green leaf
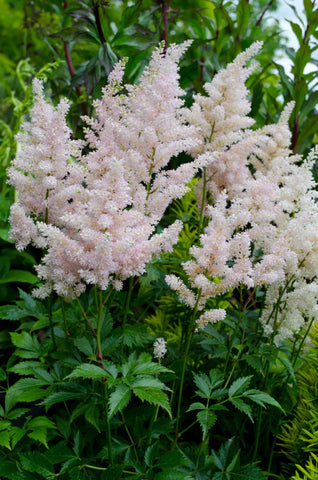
[0,460,19,477]
[0,270,38,284]
[98,43,118,77]
[244,391,283,411]
[0,305,29,321]
[145,441,159,467]
[122,324,153,347]
[6,408,29,420]
[27,416,56,430]
[65,363,107,381]
[108,384,131,418]
[289,21,303,44]
[74,337,94,357]
[0,430,11,449]
[10,426,27,449]
[131,361,172,376]
[193,372,211,398]
[197,408,217,438]
[41,391,84,408]
[5,378,48,412]
[187,402,206,412]
[242,354,263,373]
[44,441,74,464]
[85,404,101,432]
[131,375,167,390]
[229,376,253,397]
[155,450,190,470]
[230,398,253,422]
[19,452,54,476]
[10,331,42,357]
[27,428,49,448]
[133,387,172,418]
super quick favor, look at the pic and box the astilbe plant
[7,41,205,299]
[166,42,318,345]
[3,40,318,478]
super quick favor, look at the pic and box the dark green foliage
[1,1,318,479]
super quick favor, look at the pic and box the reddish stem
[161,0,170,55]
[63,0,88,115]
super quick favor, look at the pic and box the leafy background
[0,0,318,479]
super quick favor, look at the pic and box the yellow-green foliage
[278,322,318,470]
[292,453,318,480]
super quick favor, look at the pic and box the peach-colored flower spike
[8,42,202,298]
[166,45,318,344]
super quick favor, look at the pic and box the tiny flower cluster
[165,44,318,342]
[8,41,318,344]
[8,42,204,298]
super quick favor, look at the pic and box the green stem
[97,289,104,361]
[74,294,97,338]
[47,296,56,349]
[121,277,134,356]
[198,166,207,239]
[96,288,113,361]
[252,406,263,462]
[61,299,70,338]
[175,293,201,442]
[175,330,193,439]
[292,316,315,368]
[121,411,140,462]
[104,382,114,466]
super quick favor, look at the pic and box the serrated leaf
[0,367,7,381]
[0,460,18,477]
[41,391,83,408]
[27,428,48,448]
[6,408,29,420]
[209,369,224,389]
[229,376,253,397]
[244,392,283,411]
[193,372,211,398]
[0,430,11,449]
[19,452,54,476]
[65,363,106,381]
[187,402,206,412]
[123,324,153,347]
[277,353,296,384]
[10,331,42,356]
[133,387,171,418]
[242,354,263,373]
[209,388,228,400]
[5,378,48,412]
[131,361,172,376]
[108,384,131,418]
[237,463,265,480]
[230,398,253,422]
[155,449,190,470]
[85,404,101,432]
[9,361,42,376]
[27,416,56,430]
[145,441,159,467]
[44,441,74,463]
[197,409,217,438]
[131,375,167,390]
[74,337,94,356]
[0,305,29,320]
[10,426,27,449]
